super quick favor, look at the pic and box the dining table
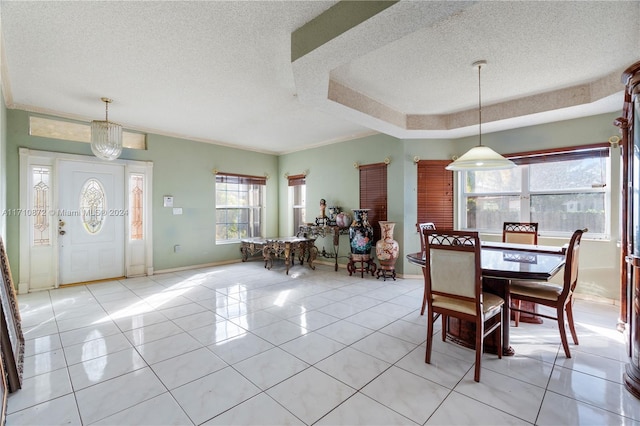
[407,241,566,356]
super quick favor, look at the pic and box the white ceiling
[1,1,638,155]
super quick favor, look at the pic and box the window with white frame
[215,173,265,242]
[459,144,610,238]
[287,174,306,234]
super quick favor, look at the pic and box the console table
[297,225,347,271]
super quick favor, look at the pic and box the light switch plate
[173,207,183,215]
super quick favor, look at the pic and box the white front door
[58,160,125,284]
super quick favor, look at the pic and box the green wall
[279,112,622,300]
[4,107,625,300]
[0,90,6,244]
[5,110,279,279]
[400,112,623,300]
[278,133,404,269]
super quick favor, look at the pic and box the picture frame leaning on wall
[0,237,24,393]
[0,333,8,426]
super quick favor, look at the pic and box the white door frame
[18,148,154,293]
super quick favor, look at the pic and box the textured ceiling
[1,1,638,155]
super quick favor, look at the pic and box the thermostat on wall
[163,196,174,207]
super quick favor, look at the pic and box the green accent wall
[278,133,404,269]
[3,108,624,300]
[0,89,6,245]
[5,110,279,280]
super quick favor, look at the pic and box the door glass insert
[130,174,143,240]
[80,178,106,234]
[33,166,51,245]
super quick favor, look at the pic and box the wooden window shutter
[215,172,266,186]
[359,162,387,242]
[287,174,306,186]
[508,142,610,165]
[417,160,453,229]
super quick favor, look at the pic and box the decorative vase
[336,212,351,228]
[349,209,374,256]
[327,206,339,221]
[376,221,399,269]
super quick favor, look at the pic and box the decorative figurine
[319,198,327,218]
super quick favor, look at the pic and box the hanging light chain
[101,97,112,124]
[475,61,484,147]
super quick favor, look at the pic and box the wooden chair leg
[474,320,483,382]
[426,310,434,364]
[441,315,447,341]
[557,306,572,358]
[421,269,427,315]
[497,308,503,360]
[514,300,521,327]
[565,301,579,345]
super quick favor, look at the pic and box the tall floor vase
[375,221,399,281]
[347,209,376,277]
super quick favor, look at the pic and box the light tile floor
[6,261,640,425]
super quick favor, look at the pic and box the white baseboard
[153,259,242,275]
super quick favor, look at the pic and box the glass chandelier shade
[445,145,516,170]
[91,98,123,161]
[446,61,516,171]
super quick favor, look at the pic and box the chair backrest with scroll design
[563,228,585,297]
[416,222,436,255]
[503,222,538,245]
[423,229,502,382]
[424,230,481,314]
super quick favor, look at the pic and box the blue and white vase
[349,209,374,255]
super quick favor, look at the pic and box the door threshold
[60,276,126,288]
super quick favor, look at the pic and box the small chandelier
[446,61,516,171]
[91,97,123,161]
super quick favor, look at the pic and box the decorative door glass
[130,174,143,240]
[32,166,51,246]
[80,178,106,234]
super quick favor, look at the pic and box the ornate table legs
[240,239,267,261]
[262,239,316,274]
[306,242,318,270]
[263,245,274,270]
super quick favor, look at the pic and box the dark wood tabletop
[407,242,565,281]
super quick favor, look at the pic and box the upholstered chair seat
[433,293,504,317]
[509,281,564,301]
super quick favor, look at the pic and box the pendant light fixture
[91,97,123,161]
[446,60,516,171]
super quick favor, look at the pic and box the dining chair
[423,229,504,382]
[502,222,538,326]
[503,222,538,245]
[509,228,585,358]
[416,222,436,315]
